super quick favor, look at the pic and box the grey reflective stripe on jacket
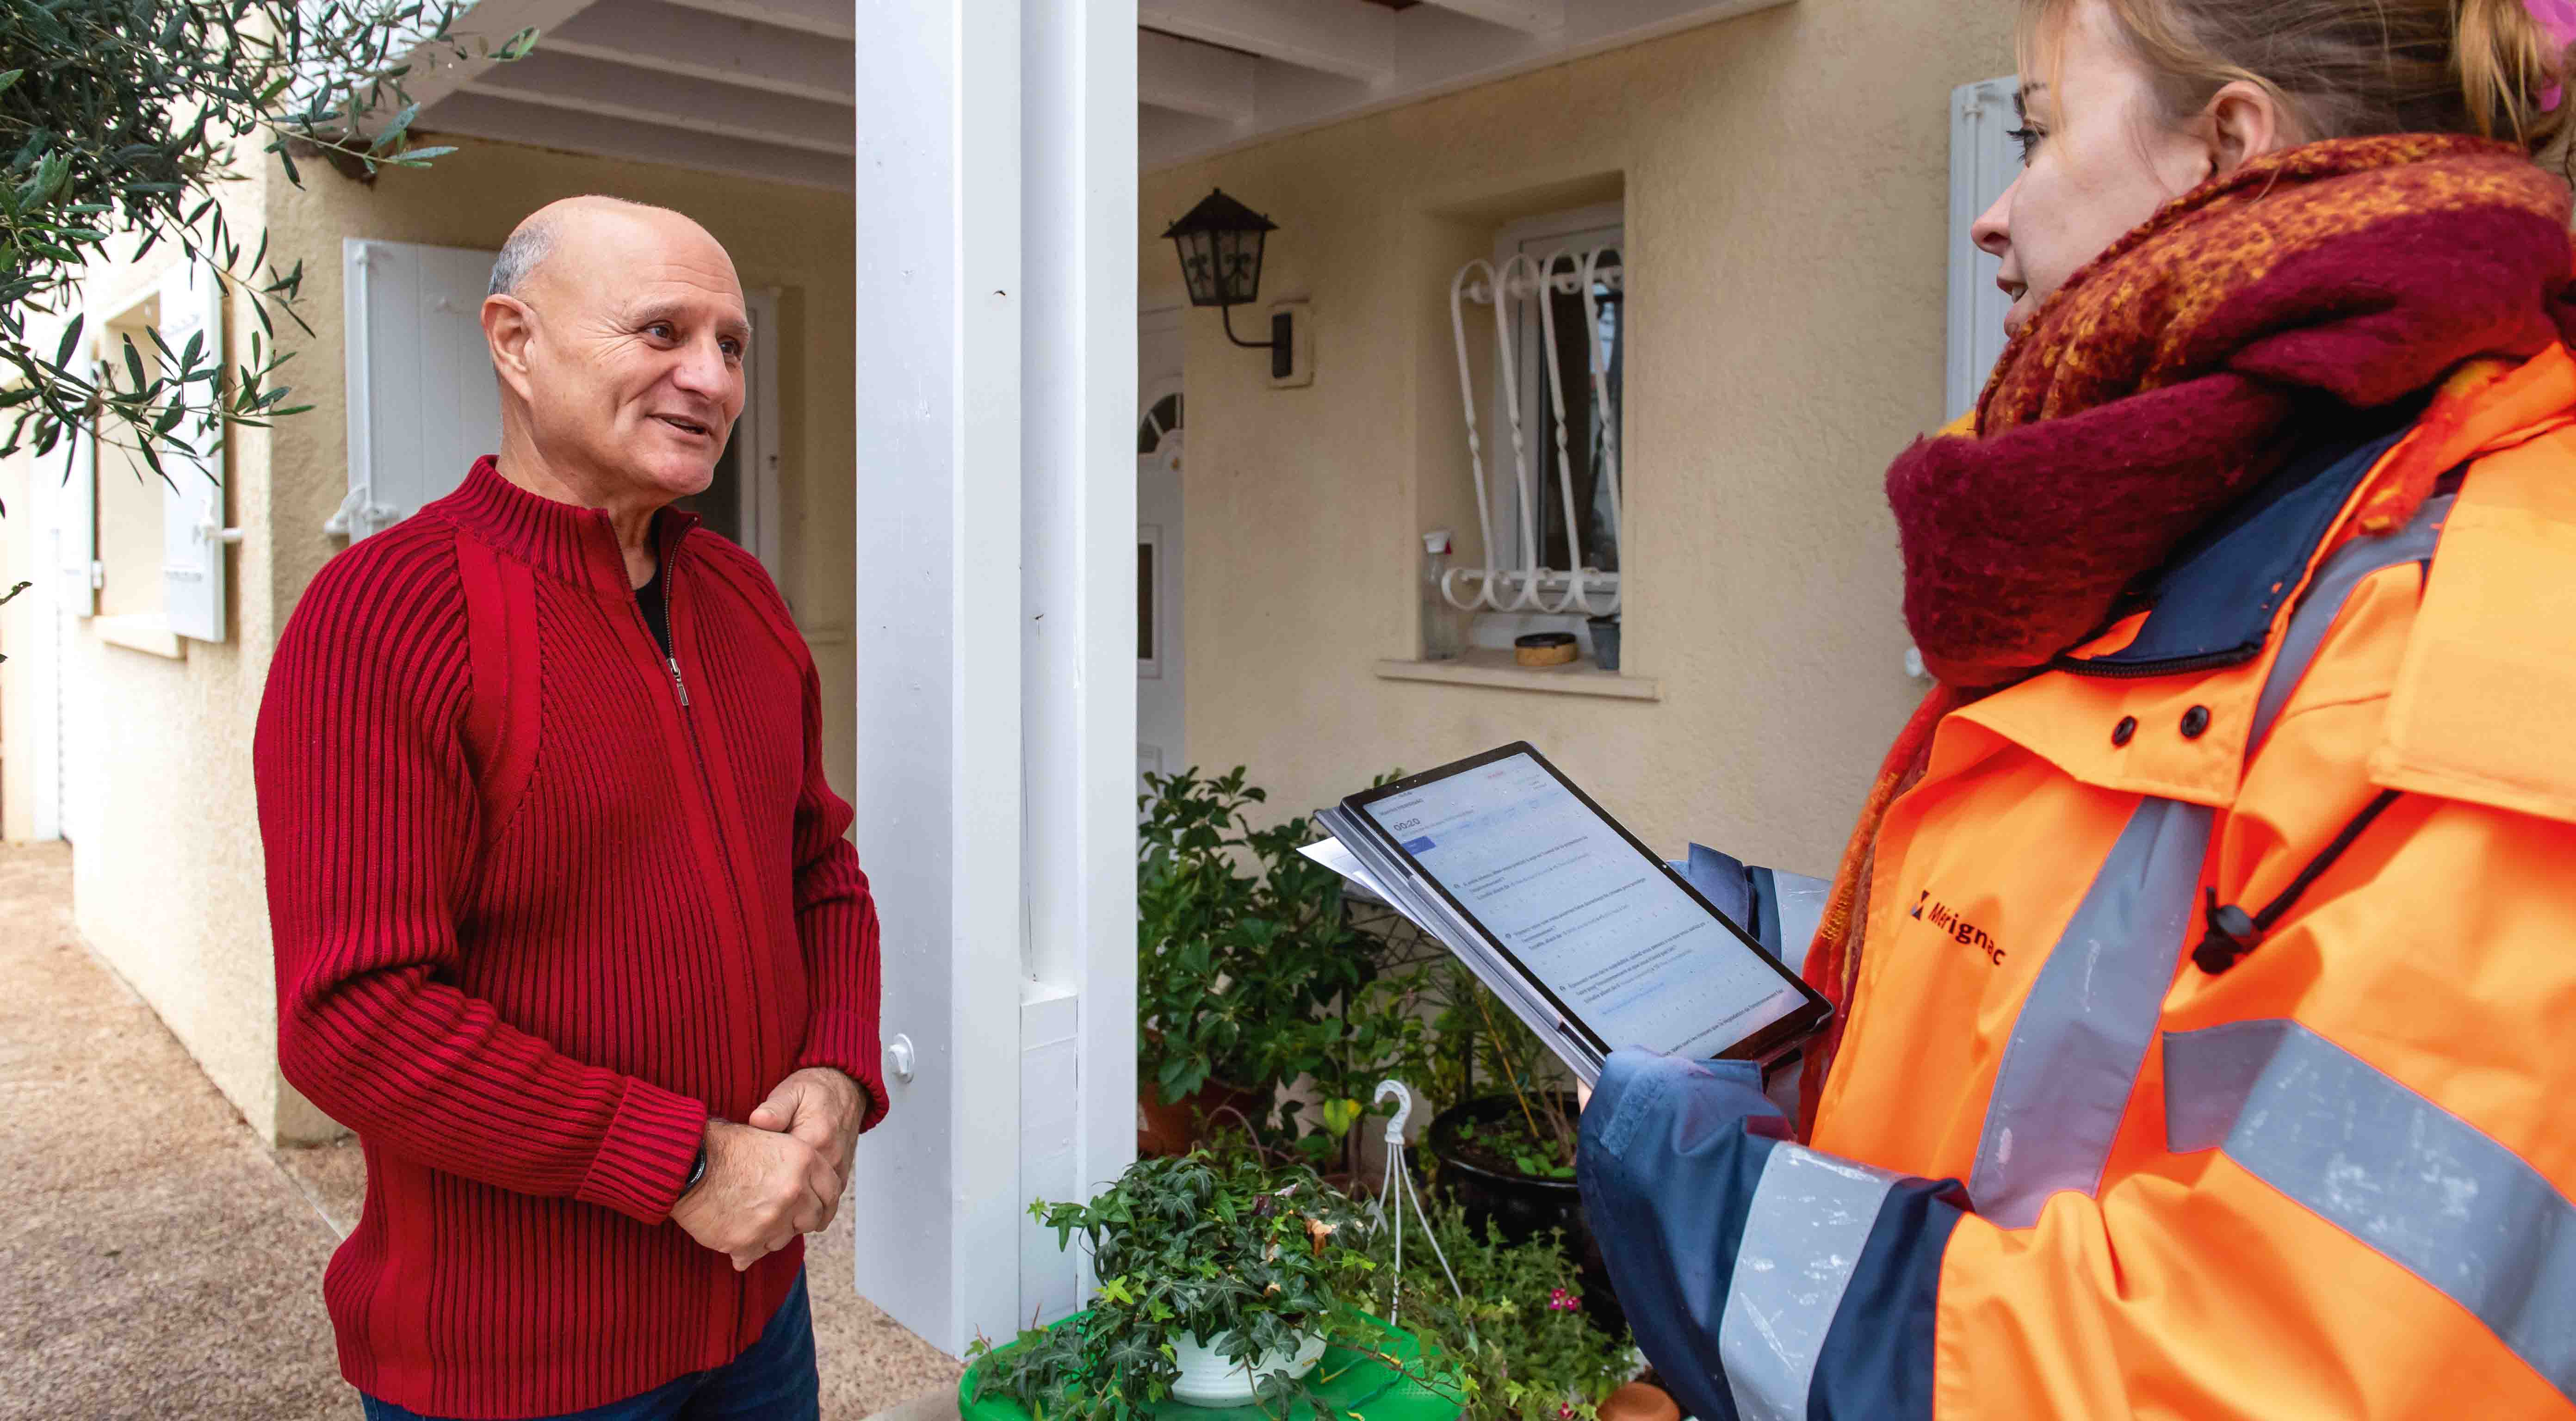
[2248,498,2449,751]
[1968,797,2212,1226]
[1721,1146,1901,1421]
[2163,1019,2576,1404]
[1767,869,1829,978]
[1965,494,2453,1229]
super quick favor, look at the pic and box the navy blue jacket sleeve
[1671,846,1827,977]
[1577,1049,1967,1421]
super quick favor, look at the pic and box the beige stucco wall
[0,448,26,843]
[1142,3,2013,874]
[50,134,854,1144]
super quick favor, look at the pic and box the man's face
[510,212,749,503]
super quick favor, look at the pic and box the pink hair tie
[2531,0,2576,111]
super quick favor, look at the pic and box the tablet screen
[1356,748,1808,1059]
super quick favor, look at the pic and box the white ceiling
[1136,0,1789,168]
[400,0,1788,191]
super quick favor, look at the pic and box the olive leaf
[0,0,526,508]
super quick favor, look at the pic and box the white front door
[1137,308,1184,794]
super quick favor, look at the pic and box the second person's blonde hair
[2019,0,2572,153]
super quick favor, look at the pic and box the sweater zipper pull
[665,655,690,707]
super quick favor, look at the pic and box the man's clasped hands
[669,1066,868,1271]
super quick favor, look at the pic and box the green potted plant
[967,1152,1440,1418]
[1263,896,1453,1178]
[1413,962,1616,1331]
[1364,1192,1638,1421]
[1137,768,1381,1155]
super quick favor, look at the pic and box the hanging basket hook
[1373,1079,1414,1144]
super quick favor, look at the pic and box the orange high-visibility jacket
[1579,347,2576,1420]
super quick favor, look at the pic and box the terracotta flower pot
[1597,1381,1679,1421]
[1137,1079,1266,1156]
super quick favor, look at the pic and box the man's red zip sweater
[255,458,886,1418]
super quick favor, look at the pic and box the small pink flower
[1557,1407,1575,1420]
[1546,1287,1580,1312]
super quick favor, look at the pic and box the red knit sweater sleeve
[256,527,709,1225]
[783,614,889,1133]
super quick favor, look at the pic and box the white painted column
[1019,0,1140,1325]
[848,0,1136,1357]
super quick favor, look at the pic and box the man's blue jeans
[359,1270,820,1421]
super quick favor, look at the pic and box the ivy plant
[1364,1195,1635,1421]
[968,1151,1441,1421]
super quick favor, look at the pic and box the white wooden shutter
[159,259,231,642]
[338,239,502,540]
[58,368,97,620]
[1948,77,2020,423]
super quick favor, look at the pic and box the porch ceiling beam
[1136,0,1395,86]
[1139,104,1249,170]
[655,0,853,42]
[1140,0,1796,170]
[386,0,607,113]
[460,49,853,155]
[545,0,853,107]
[1137,30,1255,126]
[420,93,853,190]
[1414,0,1565,34]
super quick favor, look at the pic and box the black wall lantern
[1163,188,1295,381]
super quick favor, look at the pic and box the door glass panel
[1138,538,1157,664]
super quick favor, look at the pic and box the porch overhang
[1139,0,1799,169]
[394,0,858,190]
[378,0,1796,188]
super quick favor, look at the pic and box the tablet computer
[1338,741,1831,1071]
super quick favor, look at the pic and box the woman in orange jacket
[1577,1,2576,1416]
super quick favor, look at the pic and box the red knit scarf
[1796,135,2576,1131]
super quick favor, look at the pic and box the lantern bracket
[1220,305,1293,380]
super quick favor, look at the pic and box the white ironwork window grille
[1444,204,1624,617]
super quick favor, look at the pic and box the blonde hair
[2019,0,2573,154]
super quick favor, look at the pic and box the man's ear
[2204,79,2293,179]
[482,294,540,403]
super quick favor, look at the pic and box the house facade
[0,0,2012,1361]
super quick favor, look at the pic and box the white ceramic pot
[1167,1328,1328,1409]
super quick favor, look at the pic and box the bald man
[256,197,884,1421]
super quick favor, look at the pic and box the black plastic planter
[1424,1093,1626,1336]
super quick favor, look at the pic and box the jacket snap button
[2180,705,2212,739]
[2111,716,2137,747]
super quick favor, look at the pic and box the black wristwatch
[680,1146,710,1199]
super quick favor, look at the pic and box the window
[1137,391,1181,456]
[1497,204,1623,584]
[79,258,229,655]
[1137,535,1160,668]
[1432,201,1626,643]
[93,300,166,623]
[1135,387,1180,677]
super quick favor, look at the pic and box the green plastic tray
[958,1310,1464,1421]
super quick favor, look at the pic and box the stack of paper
[1307,808,1609,1083]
